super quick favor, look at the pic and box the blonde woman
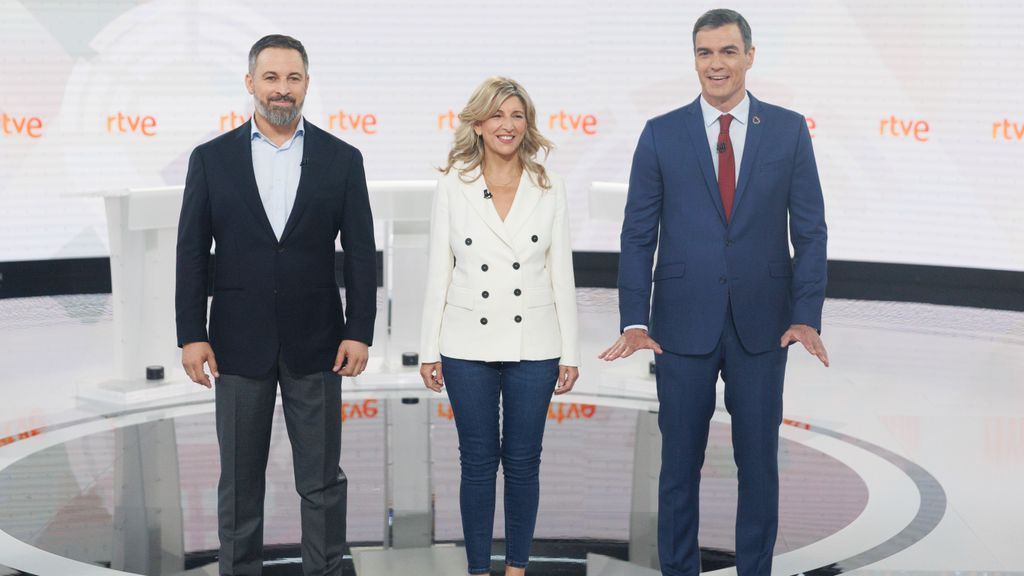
[419,77,580,576]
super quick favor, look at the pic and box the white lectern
[590,181,629,221]
[79,187,193,404]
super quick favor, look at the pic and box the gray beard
[255,98,302,126]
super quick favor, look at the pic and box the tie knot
[719,114,733,133]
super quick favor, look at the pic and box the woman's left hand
[554,365,579,395]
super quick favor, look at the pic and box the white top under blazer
[419,165,579,366]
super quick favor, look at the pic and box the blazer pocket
[653,262,686,281]
[768,261,793,277]
[445,285,476,310]
[525,288,555,308]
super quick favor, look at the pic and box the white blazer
[419,165,579,366]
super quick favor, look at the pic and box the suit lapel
[502,170,541,241]
[280,120,324,244]
[228,121,277,242]
[733,93,763,220]
[459,168,514,249]
[682,99,727,224]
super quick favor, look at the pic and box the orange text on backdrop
[1,113,43,138]
[107,112,157,136]
[880,116,929,142]
[548,110,597,135]
[992,119,1024,140]
[328,111,377,134]
[220,112,251,131]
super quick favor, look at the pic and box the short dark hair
[248,34,309,73]
[692,9,752,53]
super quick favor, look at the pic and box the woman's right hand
[420,362,444,392]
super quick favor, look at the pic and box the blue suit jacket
[618,93,827,355]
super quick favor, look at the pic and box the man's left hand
[334,340,369,376]
[780,324,829,367]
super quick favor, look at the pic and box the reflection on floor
[1,291,1022,575]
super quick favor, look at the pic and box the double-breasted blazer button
[531,235,539,242]
[514,288,522,296]
[512,262,520,270]
[480,318,488,325]
[481,264,489,272]
[482,291,489,298]
[465,238,473,246]
[514,315,522,323]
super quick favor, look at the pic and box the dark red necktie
[717,114,735,222]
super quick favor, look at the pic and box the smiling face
[694,22,755,112]
[245,47,309,127]
[474,96,527,162]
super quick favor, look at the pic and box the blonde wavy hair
[441,77,554,190]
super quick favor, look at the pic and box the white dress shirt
[700,92,749,185]
[251,118,305,240]
[622,94,750,334]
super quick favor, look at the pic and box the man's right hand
[599,328,664,361]
[182,342,219,388]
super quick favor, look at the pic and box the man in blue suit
[600,9,829,576]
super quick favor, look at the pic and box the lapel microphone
[483,189,492,199]
[716,142,727,154]
[300,157,308,167]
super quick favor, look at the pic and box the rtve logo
[436,109,599,135]
[436,402,597,423]
[992,119,1024,140]
[220,111,251,131]
[1,113,43,138]
[328,110,377,134]
[438,110,458,131]
[106,112,157,136]
[805,117,816,138]
[880,115,929,142]
[547,110,597,135]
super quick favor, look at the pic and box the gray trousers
[215,355,346,576]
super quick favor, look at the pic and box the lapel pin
[752,115,761,125]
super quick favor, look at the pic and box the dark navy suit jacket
[175,120,377,378]
[618,93,827,355]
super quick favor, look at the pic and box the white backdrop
[1,0,1022,270]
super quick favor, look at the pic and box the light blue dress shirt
[251,118,305,240]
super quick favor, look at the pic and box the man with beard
[175,34,376,576]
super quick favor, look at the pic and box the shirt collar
[251,116,305,145]
[701,92,749,128]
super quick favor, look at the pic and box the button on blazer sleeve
[548,177,579,366]
[419,177,453,363]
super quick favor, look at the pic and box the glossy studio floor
[0,289,1021,576]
